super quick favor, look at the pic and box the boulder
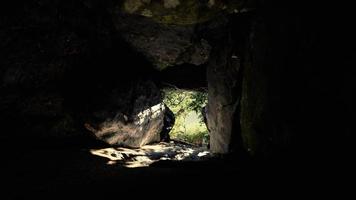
[84,81,167,148]
[112,14,211,70]
[116,0,250,25]
[110,0,254,69]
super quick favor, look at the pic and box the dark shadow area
[1,0,355,198]
[157,63,207,90]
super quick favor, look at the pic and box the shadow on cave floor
[1,136,343,198]
[1,140,251,199]
[1,139,345,199]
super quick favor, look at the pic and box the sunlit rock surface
[84,81,168,148]
[90,141,211,168]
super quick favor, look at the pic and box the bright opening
[162,88,209,147]
[88,88,211,168]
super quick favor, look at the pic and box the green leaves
[187,91,208,118]
[163,88,208,145]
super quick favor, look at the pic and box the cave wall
[0,0,250,148]
[1,0,354,163]
[0,0,218,148]
[205,0,355,161]
[238,1,356,162]
[206,34,238,154]
[0,0,162,147]
[205,16,246,154]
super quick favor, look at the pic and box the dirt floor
[1,139,347,199]
[1,141,248,199]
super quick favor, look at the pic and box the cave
[1,0,355,198]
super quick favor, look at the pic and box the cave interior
[1,0,355,198]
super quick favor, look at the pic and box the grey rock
[84,81,168,148]
[113,14,211,69]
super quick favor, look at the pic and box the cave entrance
[88,87,211,168]
[162,88,209,148]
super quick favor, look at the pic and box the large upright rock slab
[84,81,167,148]
[206,41,241,154]
[205,14,250,154]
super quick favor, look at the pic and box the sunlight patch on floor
[89,142,211,168]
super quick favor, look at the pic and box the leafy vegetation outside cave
[163,88,209,146]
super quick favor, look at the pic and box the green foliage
[163,88,209,146]
[187,91,208,121]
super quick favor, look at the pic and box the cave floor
[89,141,211,168]
[1,141,246,198]
[1,140,339,198]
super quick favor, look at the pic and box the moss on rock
[119,0,248,25]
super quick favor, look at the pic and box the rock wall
[1,0,354,162]
[238,1,356,162]
[0,0,168,147]
[206,34,240,154]
[205,1,356,160]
